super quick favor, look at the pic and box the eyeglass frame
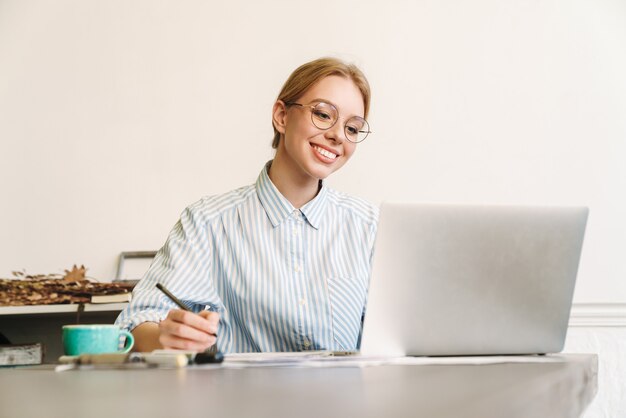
[284,101,372,143]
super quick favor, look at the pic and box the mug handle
[118,330,135,353]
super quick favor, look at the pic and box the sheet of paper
[194,352,570,369]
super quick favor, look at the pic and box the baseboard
[569,303,626,327]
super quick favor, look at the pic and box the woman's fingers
[159,332,216,351]
[198,310,220,330]
[160,318,210,342]
[166,309,217,334]
[158,309,220,351]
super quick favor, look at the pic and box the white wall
[1,0,625,302]
[2,0,625,303]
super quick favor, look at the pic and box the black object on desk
[155,282,224,364]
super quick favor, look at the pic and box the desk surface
[0,354,597,418]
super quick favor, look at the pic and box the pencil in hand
[155,282,223,363]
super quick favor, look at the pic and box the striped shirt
[116,161,379,353]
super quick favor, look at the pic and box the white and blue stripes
[116,161,378,353]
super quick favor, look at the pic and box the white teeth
[313,145,337,160]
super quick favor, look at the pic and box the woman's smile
[311,143,339,162]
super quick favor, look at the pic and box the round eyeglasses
[286,101,371,143]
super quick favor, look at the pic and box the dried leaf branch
[0,265,133,306]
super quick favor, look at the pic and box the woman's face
[275,75,365,182]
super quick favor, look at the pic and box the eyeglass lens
[310,102,370,143]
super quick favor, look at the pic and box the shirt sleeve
[115,202,218,332]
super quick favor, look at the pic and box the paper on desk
[226,350,333,361]
[201,352,569,369]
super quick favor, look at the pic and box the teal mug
[62,324,134,356]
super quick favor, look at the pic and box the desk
[0,354,597,418]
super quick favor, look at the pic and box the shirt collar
[255,161,328,230]
[299,183,327,230]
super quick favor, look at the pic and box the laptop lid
[360,203,588,357]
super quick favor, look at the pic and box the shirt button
[293,228,298,236]
[303,338,311,348]
[299,298,306,306]
[294,264,301,273]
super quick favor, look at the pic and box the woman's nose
[324,121,345,143]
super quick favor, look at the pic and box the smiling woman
[270,74,368,207]
[116,57,379,354]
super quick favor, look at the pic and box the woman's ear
[272,100,288,135]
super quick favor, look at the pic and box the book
[0,343,43,366]
[90,293,132,304]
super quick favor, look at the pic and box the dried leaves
[62,265,87,282]
[0,266,133,307]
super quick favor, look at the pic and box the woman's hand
[158,309,220,351]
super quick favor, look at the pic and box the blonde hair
[272,57,371,149]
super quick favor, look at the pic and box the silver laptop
[360,202,588,357]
